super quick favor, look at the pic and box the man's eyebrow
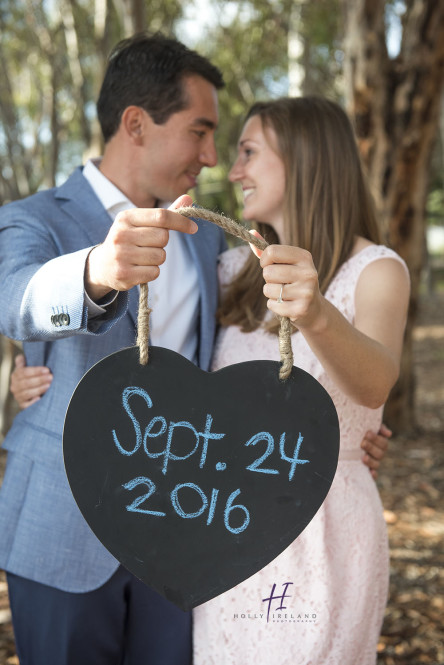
[192,117,217,130]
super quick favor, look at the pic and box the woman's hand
[10,354,53,408]
[253,239,409,409]
[259,244,325,331]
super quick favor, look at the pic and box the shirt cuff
[85,289,119,319]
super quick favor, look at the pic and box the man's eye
[193,130,206,139]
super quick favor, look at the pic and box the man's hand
[10,354,53,409]
[361,424,392,480]
[85,194,197,301]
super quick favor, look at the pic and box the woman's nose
[229,158,242,182]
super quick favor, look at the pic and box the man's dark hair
[97,32,225,142]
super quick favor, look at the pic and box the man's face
[140,75,219,204]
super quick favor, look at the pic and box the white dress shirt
[82,159,199,363]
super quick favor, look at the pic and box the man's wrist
[84,245,113,302]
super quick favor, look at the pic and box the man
[0,30,389,665]
[0,32,225,665]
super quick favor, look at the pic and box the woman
[192,97,410,665]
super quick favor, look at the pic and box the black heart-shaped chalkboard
[63,346,339,611]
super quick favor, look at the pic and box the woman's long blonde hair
[218,96,382,334]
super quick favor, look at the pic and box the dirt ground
[0,294,443,665]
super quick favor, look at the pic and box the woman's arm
[261,245,410,409]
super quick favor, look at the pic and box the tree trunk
[112,0,146,36]
[341,0,444,433]
[288,0,307,96]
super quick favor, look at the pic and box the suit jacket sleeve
[0,198,128,341]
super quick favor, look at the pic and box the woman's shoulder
[217,245,250,286]
[346,239,409,277]
[326,240,410,307]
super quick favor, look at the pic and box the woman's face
[229,115,286,239]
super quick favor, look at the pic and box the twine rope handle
[136,283,151,366]
[137,206,294,380]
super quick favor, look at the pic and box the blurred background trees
[0,0,443,436]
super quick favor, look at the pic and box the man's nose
[201,136,218,167]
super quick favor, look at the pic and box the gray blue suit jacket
[0,167,226,592]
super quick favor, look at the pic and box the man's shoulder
[0,167,96,224]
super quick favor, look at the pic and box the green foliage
[427,190,444,225]
[0,0,185,203]
[1,0,440,234]
[188,0,344,219]
[0,0,345,213]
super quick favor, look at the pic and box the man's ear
[121,106,145,142]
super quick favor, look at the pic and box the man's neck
[98,152,156,209]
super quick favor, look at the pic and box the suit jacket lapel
[55,167,139,329]
[55,167,114,247]
[184,224,217,370]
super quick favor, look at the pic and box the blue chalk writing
[199,414,226,468]
[114,386,311,539]
[122,476,166,516]
[224,489,250,534]
[112,387,153,456]
[143,416,167,458]
[279,432,309,481]
[207,488,219,525]
[245,432,279,475]
[113,387,225,475]
[122,476,251,535]
[162,421,201,474]
[171,482,208,519]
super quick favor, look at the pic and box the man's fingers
[117,245,167,267]
[14,354,26,369]
[361,430,388,460]
[88,196,197,300]
[119,203,197,235]
[362,453,380,471]
[362,442,385,461]
[378,423,392,438]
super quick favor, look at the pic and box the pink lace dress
[193,244,406,665]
